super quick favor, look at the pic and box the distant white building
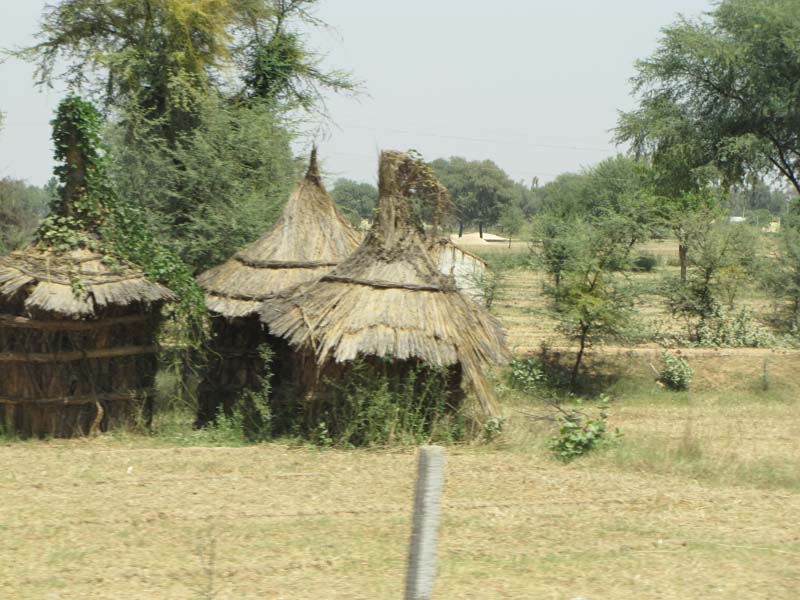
[430,238,488,304]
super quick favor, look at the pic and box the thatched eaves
[0,247,173,318]
[198,148,361,319]
[260,150,509,414]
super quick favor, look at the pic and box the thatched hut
[0,249,172,437]
[196,148,361,423]
[260,150,509,427]
[0,98,172,438]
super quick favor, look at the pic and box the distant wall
[433,242,487,302]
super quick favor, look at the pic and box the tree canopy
[330,178,377,226]
[15,0,355,142]
[430,156,534,232]
[617,0,800,195]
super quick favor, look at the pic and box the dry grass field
[1,237,799,599]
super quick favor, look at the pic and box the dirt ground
[2,237,799,599]
[2,437,799,600]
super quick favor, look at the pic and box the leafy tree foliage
[430,157,533,233]
[665,220,760,339]
[617,0,800,196]
[107,93,298,270]
[15,0,355,142]
[330,178,377,226]
[531,157,658,389]
[763,221,800,332]
[533,217,637,389]
[238,0,356,109]
[0,179,50,254]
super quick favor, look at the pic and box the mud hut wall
[0,299,162,437]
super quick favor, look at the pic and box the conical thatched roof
[0,247,172,318]
[260,150,509,414]
[198,148,362,318]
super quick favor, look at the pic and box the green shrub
[483,416,506,442]
[316,360,467,447]
[508,357,549,391]
[632,254,658,272]
[695,307,776,348]
[659,351,693,391]
[236,344,274,441]
[549,396,617,462]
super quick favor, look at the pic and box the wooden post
[405,446,445,600]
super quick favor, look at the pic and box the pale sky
[0,0,715,187]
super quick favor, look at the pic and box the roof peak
[305,145,321,185]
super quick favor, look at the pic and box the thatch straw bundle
[0,247,172,437]
[260,150,509,416]
[198,148,361,319]
[195,149,361,423]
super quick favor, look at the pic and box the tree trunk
[678,243,688,283]
[479,222,483,239]
[458,222,463,238]
[570,324,588,390]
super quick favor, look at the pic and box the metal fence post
[404,445,445,600]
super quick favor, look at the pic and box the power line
[336,123,614,153]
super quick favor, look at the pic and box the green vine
[38,95,207,343]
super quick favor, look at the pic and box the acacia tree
[14,0,355,142]
[14,0,355,272]
[330,178,377,226]
[238,0,355,109]
[535,216,638,389]
[532,158,658,389]
[430,157,529,235]
[618,0,800,195]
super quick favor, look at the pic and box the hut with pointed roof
[0,97,172,437]
[196,148,361,424]
[259,150,509,431]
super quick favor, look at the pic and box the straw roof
[260,150,509,414]
[198,148,362,318]
[0,246,172,318]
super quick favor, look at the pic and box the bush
[696,306,776,348]
[632,254,658,272]
[315,361,467,447]
[483,416,506,442]
[549,396,617,462]
[508,357,549,391]
[236,345,274,441]
[659,351,693,391]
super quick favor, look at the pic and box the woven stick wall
[0,247,172,437]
